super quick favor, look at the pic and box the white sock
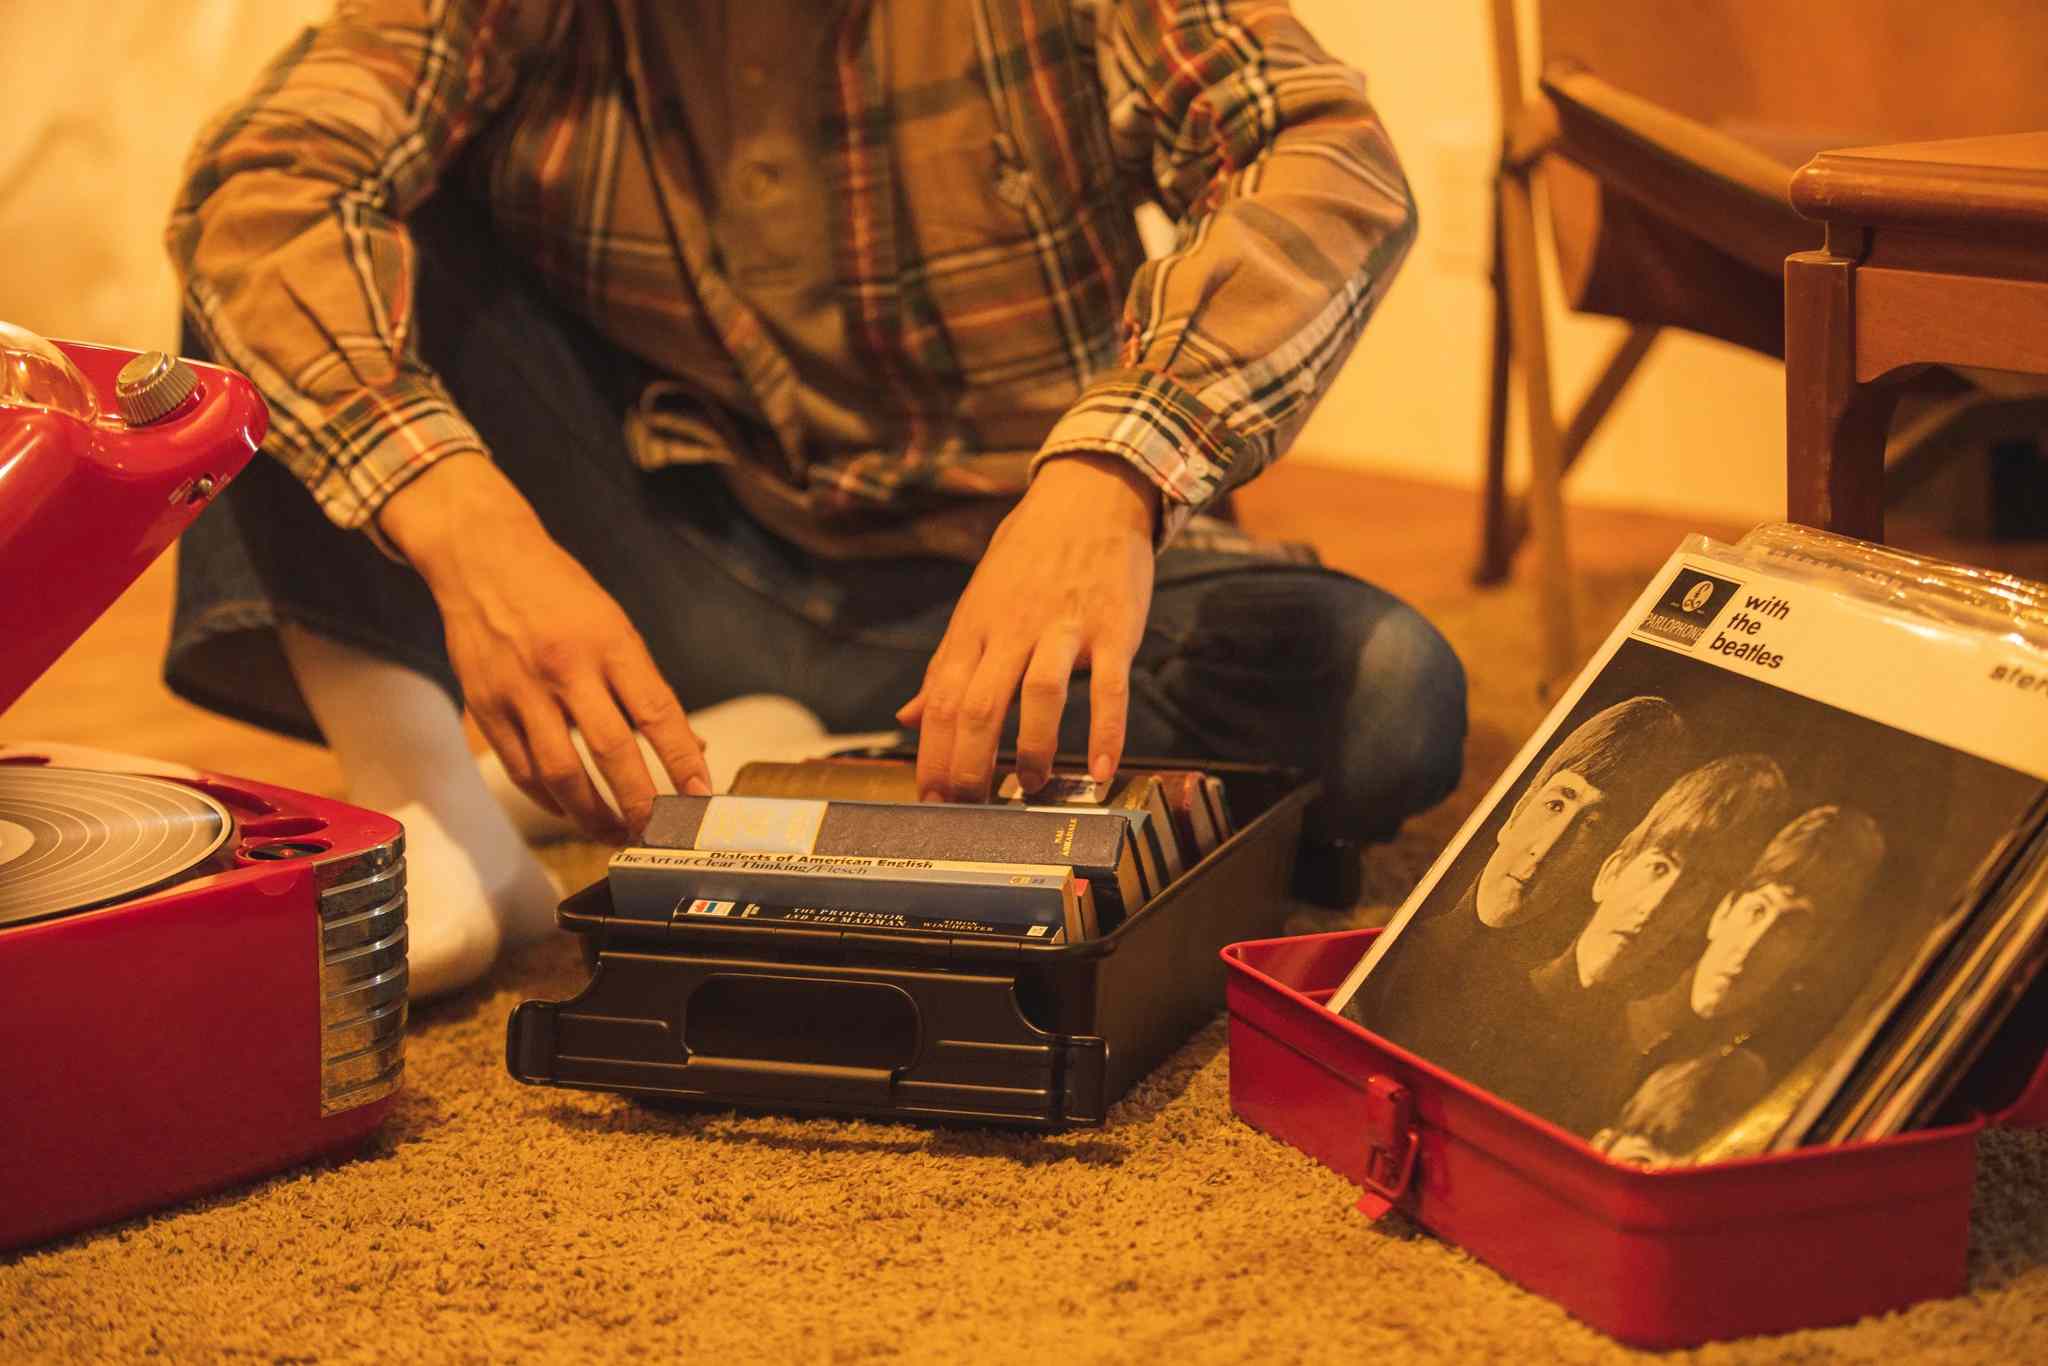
[278,627,561,999]
[384,800,503,999]
[477,693,903,840]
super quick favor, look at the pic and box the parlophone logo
[1638,566,1741,648]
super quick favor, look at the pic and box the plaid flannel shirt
[169,0,1416,555]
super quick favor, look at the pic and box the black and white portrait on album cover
[1340,638,2046,1164]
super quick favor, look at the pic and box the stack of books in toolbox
[607,761,1235,945]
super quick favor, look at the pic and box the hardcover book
[996,771,1183,893]
[608,846,1095,940]
[1326,529,2048,1165]
[731,760,1202,896]
[665,790,1147,925]
[673,898,1068,944]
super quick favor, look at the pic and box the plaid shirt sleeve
[1035,0,1419,547]
[166,0,550,537]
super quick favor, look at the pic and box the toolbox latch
[1059,1035,1109,1124]
[1356,1074,1418,1221]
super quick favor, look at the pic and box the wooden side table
[1785,132,2048,539]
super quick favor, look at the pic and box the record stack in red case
[1226,527,2048,1349]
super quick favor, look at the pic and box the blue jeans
[168,195,1465,846]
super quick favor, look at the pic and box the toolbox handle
[679,1054,896,1107]
[1356,1074,1419,1221]
[508,945,1109,1125]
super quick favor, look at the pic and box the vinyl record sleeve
[1327,529,2048,1165]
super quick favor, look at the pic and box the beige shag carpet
[6,561,2047,1365]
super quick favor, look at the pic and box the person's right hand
[377,453,710,839]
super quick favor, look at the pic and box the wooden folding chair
[1480,0,2048,682]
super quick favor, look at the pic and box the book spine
[1159,773,1220,858]
[674,899,1066,943]
[1003,770,1187,886]
[1019,804,1161,903]
[1202,776,1235,842]
[1115,776,1185,883]
[608,847,1076,925]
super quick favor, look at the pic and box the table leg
[1785,249,1898,541]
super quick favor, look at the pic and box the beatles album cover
[1326,530,2048,1166]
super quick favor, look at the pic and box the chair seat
[1541,64,1820,274]
[1546,163,1790,356]
[1537,65,1855,356]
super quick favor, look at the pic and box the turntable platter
[0,766,232,927]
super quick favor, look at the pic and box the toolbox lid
[0,323,266,714]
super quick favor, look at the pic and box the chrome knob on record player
[114,349,200,425]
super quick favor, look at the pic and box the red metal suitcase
[1223,928,2048,1350]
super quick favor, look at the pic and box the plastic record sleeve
[0,766,233,927]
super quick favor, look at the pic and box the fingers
[1085,631,1137,785]
[902,491,1155,804]
[1014,626,1081,793]
[474,649,697,842]
[913,627,1073,803]
[946,638,1033,802]
[894,686,926,728]
[473,705,559,817]
[608,641,711,803]
[513,692,620,838]
[913,638,978,804]
[563,680,658,834]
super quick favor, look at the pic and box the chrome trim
[323,995,406,1061]
[322,922,408,989]
[312,837,405,894]
[318,862,406,919]
[321,963,409,1027]
[322,1039,406,1096]
[321,897,406,954]
[324,1068,408,1115]
[314,835,407,1115]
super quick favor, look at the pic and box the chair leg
[1498,164,1576,682]
[1477,190,1514,586]
[1785,249,1897,541]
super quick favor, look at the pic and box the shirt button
[995,162,1035,209]
[738,161,783,202]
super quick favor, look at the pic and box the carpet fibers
[6,558,2047,1364]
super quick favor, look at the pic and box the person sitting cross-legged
[163,0,1467,997]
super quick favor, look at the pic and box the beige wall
[1290,0,1786,524]
[0,0,1783,524]
[0,1,328,353]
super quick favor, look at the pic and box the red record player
[0,321,407,1251]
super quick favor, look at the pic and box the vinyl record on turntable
[0,766,232,927]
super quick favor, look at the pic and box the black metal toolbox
[506,759,1316,1126]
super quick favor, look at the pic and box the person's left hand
[896,453,1160,802]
